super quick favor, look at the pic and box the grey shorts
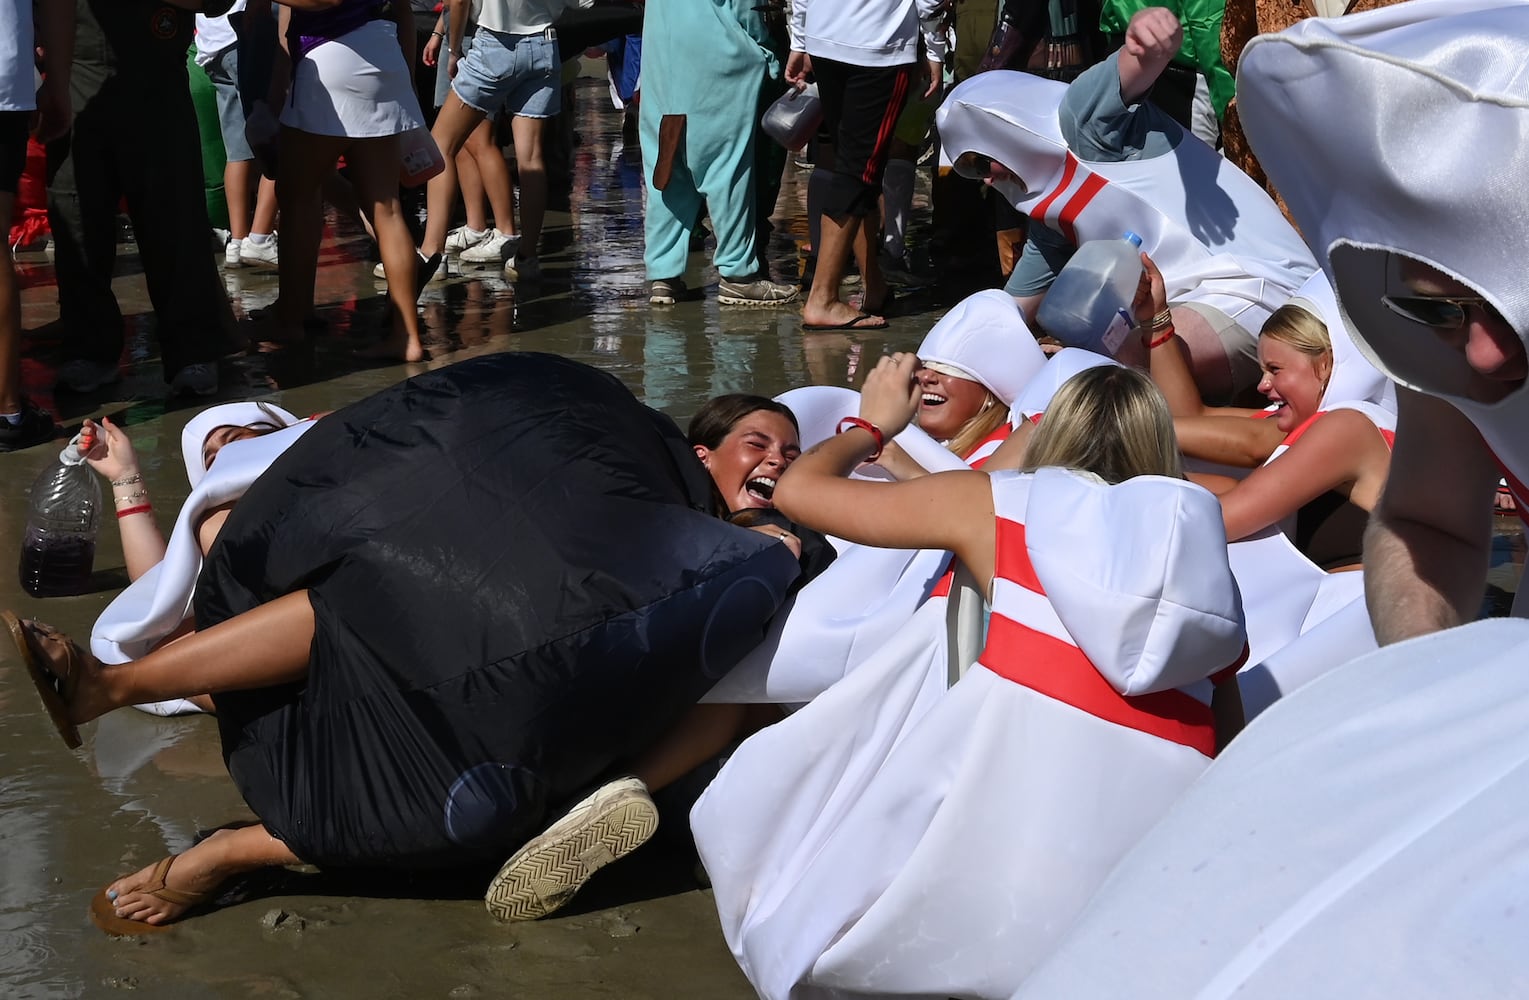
[1173,300,1262,402]
[451,27,559,119]
[204,46,254,162]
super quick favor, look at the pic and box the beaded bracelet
[116,504,153,519]
[114,490,148,506]
[110,473,143,487]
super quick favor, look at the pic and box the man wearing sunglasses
[1239,0,1529,644]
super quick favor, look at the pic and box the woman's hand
[747,523,802,559]
[423,31,443,67]
[859,352,923,439]
[1131,250,1169,340]
[80,418,140,483]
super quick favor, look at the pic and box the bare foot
[354,330,426,363]
[24,620,114,725]
[801,300,888,330]
[105,830,246,925]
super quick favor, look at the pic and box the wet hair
[945,388,1008,460]
[202,402,292,470]
[1021,366,1182,483]
[687,394,800,449]
[1260,303,1331,361]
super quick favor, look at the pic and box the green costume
[1098,0,1233,118]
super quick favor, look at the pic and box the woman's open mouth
[745,476,777,505]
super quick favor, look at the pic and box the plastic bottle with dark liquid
[18,437,100,597]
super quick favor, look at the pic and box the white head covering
[1010,348,1121,423]
[1238,0,1529,425]
[1283,270,1396,414]
[181,401,298,488]
[916,290,1046,407]
[934,71,1069,209]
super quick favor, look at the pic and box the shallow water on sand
[1,74,1522,998]
[0,76,951,998]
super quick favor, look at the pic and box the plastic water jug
[18,438,100,597]
[1037,232,1145,356]
[399,125,446,188]
[761,84,823,152]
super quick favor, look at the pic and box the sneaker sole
[717,291,801,307]
[484,791,658,922]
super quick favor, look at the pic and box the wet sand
[2,73,1522,998]
[0,75,958,998]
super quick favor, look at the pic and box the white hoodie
[788,0,949,67]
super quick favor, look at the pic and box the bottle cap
[1122,231,1143,247]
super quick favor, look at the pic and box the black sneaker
[0,400,58,453]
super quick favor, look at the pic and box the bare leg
[105,824,301,926]
[251,175,279,236]
[422,92,488,256]
[803,212,883,329]
[854,203,887,312]
[347,134,427,361]
[465,119,516,237]
[456,143,486,233]
[48,590,316,724]
[508,114,546,261]
[274,129,348,342]
[225,159,256,240]
[629,702,781,792]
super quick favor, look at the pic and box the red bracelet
[116,504,153,519]
[836,417,885,463]
[1147,325,1176,350]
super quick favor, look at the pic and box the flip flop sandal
[89,856,213,936]
[801,312,889,332]
[3,611,82,750]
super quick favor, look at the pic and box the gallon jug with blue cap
[1037,232,1146,357]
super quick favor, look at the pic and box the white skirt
[693,630,1211,1000]
[281,19,424,138]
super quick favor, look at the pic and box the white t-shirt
[1,0,36,113]
[476,0,592,36]
[195,1,248,65]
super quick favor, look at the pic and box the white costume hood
[1022,468,1246,696]
[935,71,1070,209]
[181,401,298,487]
[1287,270,1396,414]
[1010,348,1120,423]
[1238,0,1529,451]
[916,289,1046,407]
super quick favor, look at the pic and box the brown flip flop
[89,856,211,936]
[3,611,82,750]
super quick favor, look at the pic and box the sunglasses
[1381,293,1503,329]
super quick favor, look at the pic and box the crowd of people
[3,0,1528,995]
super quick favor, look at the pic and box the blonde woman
[693,358,1247,1000]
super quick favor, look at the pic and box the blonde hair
[1260,304,1331,360]
[946,389,1009,459]
[1021,366,1182,483]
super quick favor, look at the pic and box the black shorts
[0,111,30,195]
[813,57,914,218]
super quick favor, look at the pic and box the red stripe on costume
[1278,410,1325,449]
[863,68,913,187]
[1056,173,1108,247]
[929,425,1019,595]
[982,614,1217,758]
[1029,152,1079,229]
[994,517,1045,594]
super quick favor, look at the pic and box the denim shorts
[451,28,559,119]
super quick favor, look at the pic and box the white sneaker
[460,228,520,265]
[225,238,244,269]
[718,276,800,306]
[374,252,448,283]
[445,226,489,254]
[169,363,218,397]
[484,777,658,922]
[240,236,279,269]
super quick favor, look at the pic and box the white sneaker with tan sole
[484,776,658,922]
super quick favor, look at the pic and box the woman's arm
[82,419,168,581]
[1215,409,1380,541]
[774,354,998,588]
[1174,414,1285,468]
